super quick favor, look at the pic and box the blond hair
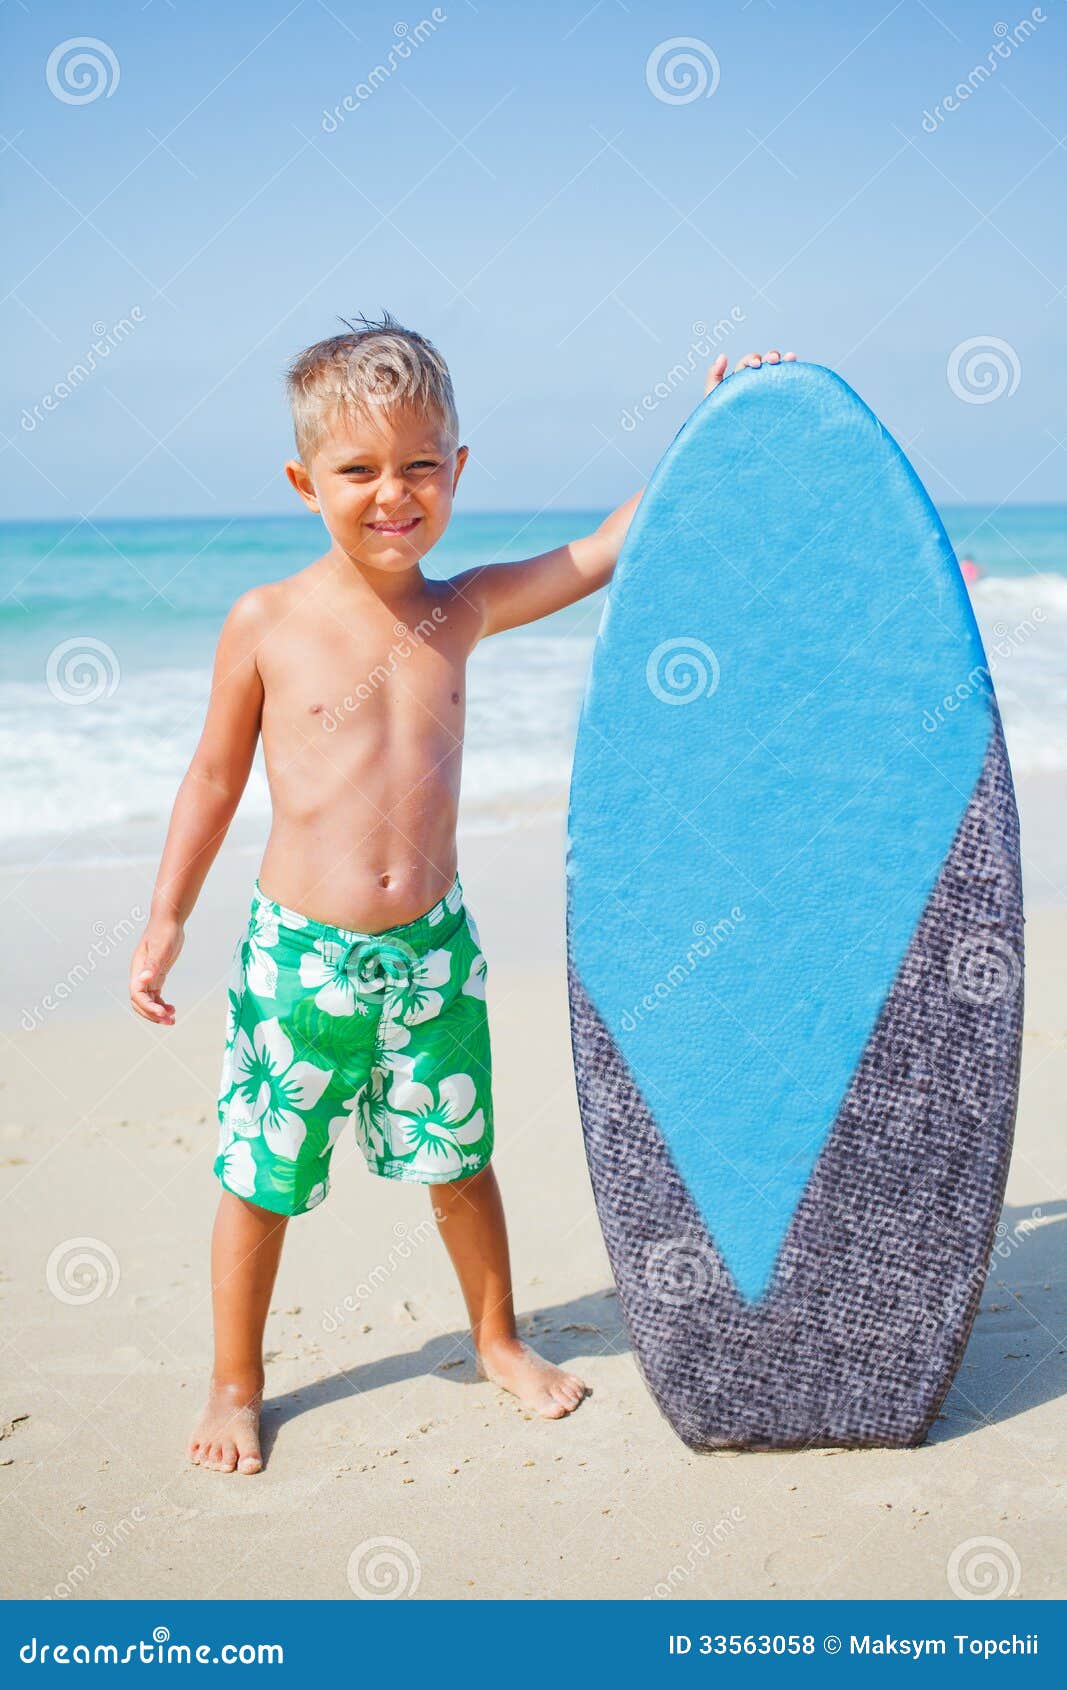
[284,311,459,463]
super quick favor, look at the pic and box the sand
[1,782,1064,1601]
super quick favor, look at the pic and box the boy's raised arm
[454,349,793,640]
[453,488,645,640]
[128,592,266,1025]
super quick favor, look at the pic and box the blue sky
[5,0,1065,518]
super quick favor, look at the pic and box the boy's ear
[452,444,469,491]
[285,457,320,512]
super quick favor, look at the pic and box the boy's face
[286,404,468,573]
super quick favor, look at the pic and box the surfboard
[566,361,1024,1449]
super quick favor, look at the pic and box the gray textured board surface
[567,715,1024,1449]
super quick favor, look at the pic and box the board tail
[567,709,1023,1450]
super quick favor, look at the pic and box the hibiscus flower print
[354,1071,390,1163]
[383,1059,487,1179]
[219,1003,240,1101]
[372,1012,411,1070]
[382,946,451,1026]
[462,950,487,1000]
[216,1133,258,1199]
[217,938,248,1099]
[298,935,375,1018]
[225,936,244,1040]
[321,1104,351,1161]
[227,1018,332,1160]
[242,899,307,999]
[427,880,463,926]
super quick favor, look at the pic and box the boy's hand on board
[452,349,799,639]
[705,349,797,394]
[129,920,184,1025]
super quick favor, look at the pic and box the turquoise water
[0,511,601,674]
[1,507,1064,859]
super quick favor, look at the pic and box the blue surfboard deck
[566,361,1023,1449]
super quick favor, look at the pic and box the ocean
[2,507,1064,866]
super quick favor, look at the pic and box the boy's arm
[129,592,266,1025]
[452,490,643,640]
[455,349,794,640]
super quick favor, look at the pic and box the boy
[129,315,792,1475]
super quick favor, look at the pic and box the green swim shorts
[215,875,493,1215]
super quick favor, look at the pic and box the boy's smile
[365,515,422,536]
[286,404,468,572]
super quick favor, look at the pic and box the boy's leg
[431,1164,588,1419]
[187,1191,288,1474]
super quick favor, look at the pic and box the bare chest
[259,617,467,747]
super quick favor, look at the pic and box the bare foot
[187,1378,264,1474]
[476,1337,589,1419]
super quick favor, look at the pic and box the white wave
[970,571,1067,616]
[2,587,1063,863]
[0,640,593,857]
[968,576,1067,773]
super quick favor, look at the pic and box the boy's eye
[340,460,438,476]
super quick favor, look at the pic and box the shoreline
[1,769,1062,1034]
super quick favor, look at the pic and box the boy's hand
[129,919,184,1026]
[705,349,797,394]
[454,347,800,639]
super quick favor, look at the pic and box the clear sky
[5,0,1065,518]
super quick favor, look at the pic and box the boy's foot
[476,1337,589,1419]
[187,1379,264,1474]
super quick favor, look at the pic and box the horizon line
[2,499,1065,528]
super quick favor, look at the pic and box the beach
[2,771,1064,1602]
[4,0,1063,1613]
